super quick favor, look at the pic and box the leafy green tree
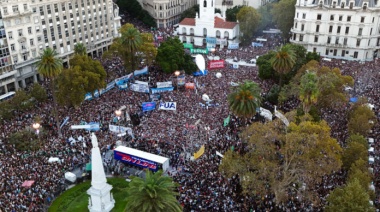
[342,135,368,170]
[257,4,273,31]
[124,170,182,212]
[70,55,106,97]
[74,43,87,55]
[180,5,198,21]
[36,47,63,136]
[326,179,375,212]
[299,71,319,114]
[122,26,143,71]
[257,51,277,80]
[226,5,243,22]
[237,6,261,44]
[271,45,296,86]
[0,101,14,121]
[348,104,376,136]
[271,0,296,39]
[11,90,33,112]
[7,129,44,151]
[138,33,157,66]
[347,134,368,149]
[116,0,156,27]
[30,83,47,103]
[55,66,89,108]
[347,159,372,192]
[265,84,280,105]
[220,119,342,204]
[227,80,262,118]
[306,52,320,62]
[156,37,197,74]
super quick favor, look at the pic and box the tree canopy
[124,170,182,212]
[348,103,376,136]
[156,37,197,74]
[116,0,156,27]
[326,179,375,212]
[299,71,319,114]
[227,80,262,118]
[236,6,261,44]
[271,0,296,40]
[220,118,342,204]
[270,44,296,86]
[226,5,243,22]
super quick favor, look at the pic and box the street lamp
[174,71,180,76]
[32,123,40,135]
[115,110,122,120]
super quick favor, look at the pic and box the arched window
[224,31,229,39]
[204,0,207,7]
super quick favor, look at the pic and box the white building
[137,0,197,28]
[290,0,380,61]
[176,0,239,47]
[0,0,121,95]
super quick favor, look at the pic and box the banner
[118,83,128,90]
[130,83,149,93]
[109,124,133,136]
[159,102,176,110]
[114,151,158,171]
[185,83,195,90]
[177,75,186,86]
[252,42,264,47]
[228,43,239,49]
[216,38,227,45]
[183,43,193,49]
[193,145,205,160]
[150,93,161,101]
[100,81,116,95]
[208,60,225,69]
[135,80,149,86]
[223,115,230,127]
[191,48,209,54]
[71,122,100,131]
[150,87,174,94]
[156,81,173,88]
[114,73,133,84]
[134,66,148,76]
[60,116,70,129]
[142,102,156,112]
[206,37,217,44]
[193,70,208,76]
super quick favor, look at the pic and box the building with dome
[176,0,239,48]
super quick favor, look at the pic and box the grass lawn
[49,178,128,212]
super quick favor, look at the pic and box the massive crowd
[0,17,379,212]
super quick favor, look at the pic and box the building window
[344,38,348,45]
[327,36,331,44]
[314,36,318,42]
[325,49,329,55]
[349,2,353,9]
[316,25,320,32]
[12,5,18,13]
[11,44,15,51]
[345,27,349,34]
[23,4,27,11]
[341,2,344,8]
[40,6,44,15]
[3,7,8,15]
[317,14,321,20]
[339,15,343,21]
[18,29,23,36]
[303,13,306,19]
[30,39,34,46]
[8,31,13,39]
[356,39,361,46]
[361,17,365,23]
[347,16,351,22]
[342,50,345,56]
[301,24,304,31]
[335,37,339,44]
[329,26,333,33]
[300,35,303,41]
[337,26,341,34]
[353,51,358,58]
[330,15,334,21]
[358,28,363,36]
[28,27,32,34]
[13,55,18,63]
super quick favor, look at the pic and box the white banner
[130,83,149,93]
[109,124,133,136]
[156,81,173,88]
[159,102,177,110]
[135,80,149,85]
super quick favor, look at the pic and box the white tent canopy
[48,157,61,163]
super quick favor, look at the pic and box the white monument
[87,133,115,212]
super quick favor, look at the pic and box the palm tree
[125,170,182,212]
[121,27,142,71]
[36,47,63,136]
[271,45,296,86]
[299,71,319,114]
[74,43,87,55]
[228,80,262,118]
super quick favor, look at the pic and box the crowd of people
[0,16,379,211]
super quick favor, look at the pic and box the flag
[223,115,230,127]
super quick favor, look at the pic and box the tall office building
[0,0,121,95]
[290,0,380,61]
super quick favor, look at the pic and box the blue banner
[150,87,174,94]
[252,42,264,47]
[142,102,156,112]
[86,122,100,131]
[100,81,116,95]
[114,150,158,171]
[118,83,128,90]
[193,70,208,77]
[206,37,217,44]
[134,66,148,76]
[228,43,239,49]
[130,83,150,93]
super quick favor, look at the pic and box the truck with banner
[114,146,169,172]
[208,60,225,69]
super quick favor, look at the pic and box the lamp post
[32,123,40,150]
[115,110,122,134]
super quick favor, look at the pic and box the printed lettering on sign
[208,60,225,69]
[159,102,177,110]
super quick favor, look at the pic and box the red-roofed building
[176,0,239,47]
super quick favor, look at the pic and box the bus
[0,91,15,102]
[114,146,170,172]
